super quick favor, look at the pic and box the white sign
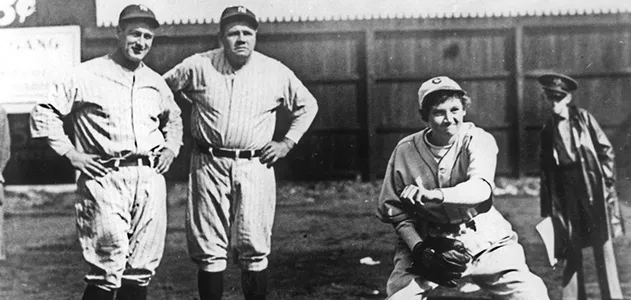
[0,25,80,113]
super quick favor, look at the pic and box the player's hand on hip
[64,149,109,179]
[259,138,295,168]
[155,148,176,174]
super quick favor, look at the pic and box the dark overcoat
[540,105,625,258]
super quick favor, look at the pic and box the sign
[0,25,80,113]
[0,0,36,27]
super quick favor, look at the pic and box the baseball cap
[118,4,159,28]
[417,76,466,108]
[220,6,259,30]
[537,72,578,95]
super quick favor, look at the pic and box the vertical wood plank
[363,29,377,181]
[514,25,526,177]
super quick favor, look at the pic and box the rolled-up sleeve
[441,131,497,205]
[282,69,318,144]
[466,131,498,185]
[29,75,77,156]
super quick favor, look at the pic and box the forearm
[47,136,76,157]
[286,112,317,144]
[440,179,492,205]
[394,220,422,251]
[158,92,184,156]
[286,96,318,143]
[161,120,183,157]
[280,137,295,149]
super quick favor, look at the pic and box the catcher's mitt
[407,236,472,288]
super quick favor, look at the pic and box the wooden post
[514,25,526,178]
[362,29,377,181]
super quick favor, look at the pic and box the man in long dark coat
[539,72,625,300]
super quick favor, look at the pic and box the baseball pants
[75,165,167,291]
[187,148,276,272]
[386,233,550,300]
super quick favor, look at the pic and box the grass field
[0,179,630,300]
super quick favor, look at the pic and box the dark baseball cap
[220,6,259,30]
[537,72,578,95]
[119,4,159,28]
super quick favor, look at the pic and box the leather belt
[101,156,155,169]
[198,145,262,159]
[429,220,477,233]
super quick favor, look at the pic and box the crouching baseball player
[377,76,550,299]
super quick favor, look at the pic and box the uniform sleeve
[585,111,615,183]
[377,151,423,250]
[282,68,318,144]
[29,73,77,156]
[163,57,194,95]
[377,152,408,223]
[440,130,497,205]
[0,108,10,183]
[158,83,183,156]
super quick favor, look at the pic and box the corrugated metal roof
[96,0,631,27]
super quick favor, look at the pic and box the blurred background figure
[538,72,625,300]
[0,106,10,260]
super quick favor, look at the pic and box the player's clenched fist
[400,176,444,205]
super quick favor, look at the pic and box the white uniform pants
[75,166,167,291]
[187,149,276,272]
[387,233,550,300]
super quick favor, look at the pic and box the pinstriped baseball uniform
[164,48,318,272]
[378,123,549,299]
[30,54,183,290]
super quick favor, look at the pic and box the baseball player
[377,76,549,299]
[30,5,183,300]
[163,5,318,300]
[538,72,624,300]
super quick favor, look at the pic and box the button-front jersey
[163,49,318,150]
[378,122,497,225]
[30,55,183,157]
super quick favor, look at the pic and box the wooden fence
[7,12,631,183]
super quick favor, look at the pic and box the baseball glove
[407,236,472,288]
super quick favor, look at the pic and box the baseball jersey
[377,122,506,249]
[163,48,318,150]
[30,55,183,158]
